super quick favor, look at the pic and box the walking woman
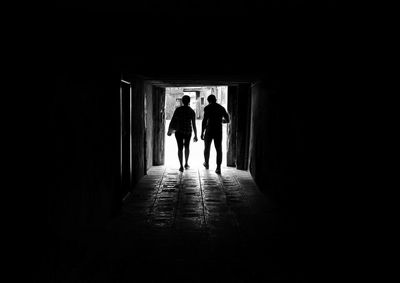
[167,95,198,172]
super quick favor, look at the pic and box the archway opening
[164,86,228,169]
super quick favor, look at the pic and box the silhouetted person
[167,95,198,172]
[201,94,230,174]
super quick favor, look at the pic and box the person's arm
[192,110,198,142]
[222,107,230,123]
[201,109,208,140]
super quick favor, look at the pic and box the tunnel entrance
[164,86,228,169]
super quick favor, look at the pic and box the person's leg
[183,134,191,169]
[175,133,184,171]
[214,134,222,174]
[203,135,212,169]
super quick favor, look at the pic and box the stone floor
[70,166,306,282]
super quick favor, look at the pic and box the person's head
[182,95,190,106]
[207,94,217,104]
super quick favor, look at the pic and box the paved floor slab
[68,166,306,282]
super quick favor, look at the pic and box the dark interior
[43,2,342,282]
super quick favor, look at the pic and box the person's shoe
[203,162,209,169]
[184,164,190,170]
[215,167,221,174]
[179,166,184,172]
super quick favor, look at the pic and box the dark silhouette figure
[201,94,230,174]
[167,95,198,172]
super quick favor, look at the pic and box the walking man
[200,94,230,174]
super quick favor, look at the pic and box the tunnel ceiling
[55,5,338,81]
[145,79,255,87]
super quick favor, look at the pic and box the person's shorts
[175,132,192,149]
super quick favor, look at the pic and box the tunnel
[44,3,340,282]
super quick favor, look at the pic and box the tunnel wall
[249,80,304,204]
[131,78,146,182]
[153,87,166,165]
[145,82,154,171]
[49,68,153,276]
[51,71,120,228]
[236,84,251,170]
[49,67,121,274]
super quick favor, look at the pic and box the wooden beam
[153,86,166,165]
[236,84,251,170]
[227,86,238,167]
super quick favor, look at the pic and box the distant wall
[165,86,227,119]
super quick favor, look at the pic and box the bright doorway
[164,86,228,169]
